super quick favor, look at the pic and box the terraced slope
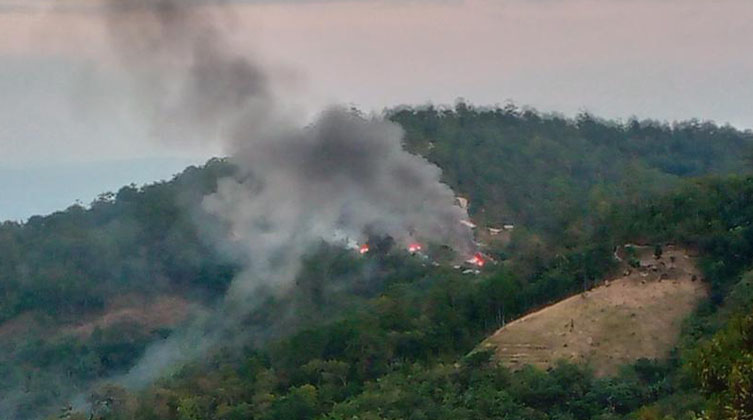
[479,246,707,376]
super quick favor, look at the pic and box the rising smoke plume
[102,0,475,388]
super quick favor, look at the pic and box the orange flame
[468,253,485,267]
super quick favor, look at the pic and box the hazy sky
[1,0,752,218]
[2,0,753,165]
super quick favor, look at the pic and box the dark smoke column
[102,0,476,387]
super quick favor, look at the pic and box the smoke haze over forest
[2,1,753,419]
[1,0,752,219]
[75,0,476,390]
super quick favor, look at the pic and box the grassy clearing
[480,246,707,375]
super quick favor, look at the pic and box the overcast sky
[1,0,752,218]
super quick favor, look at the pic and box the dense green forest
[66,174,753,420]
[392,104,752,235]
[1,105,752,419]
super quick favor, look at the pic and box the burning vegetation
[467,253,486,267]
[92,0,478,391]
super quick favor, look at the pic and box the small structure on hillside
[488,227,504,236]
[460,219,477,229]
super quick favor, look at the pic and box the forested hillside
[392,104,752,234]
[0,159,237,323]
[62,168,753,420]
[1,106,752,419]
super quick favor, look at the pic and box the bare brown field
[479,245,708,376]
[0,295,192,343]
[65,295,191,338]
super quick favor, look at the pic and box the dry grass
[479,245,708,376]
[0,295,193,342]
[65,295,191,338]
